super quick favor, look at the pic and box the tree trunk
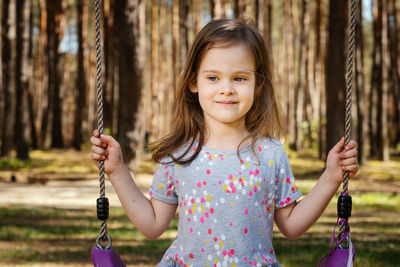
[193,0,202,34]
[114,0,143,168]
[294,0,309,151]
[45,0,63,148]
[15,0,32,159]
[355,0,367,164]
[325,0,347,155]
[73,0,86,149]
[388,0,400,145]
[379,0,390,161]
[150,0,159,140]
[1,0,17,156]
[179,0,189,68]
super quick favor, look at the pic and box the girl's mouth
[215,101,238,106]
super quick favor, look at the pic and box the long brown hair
[151,18,285,164]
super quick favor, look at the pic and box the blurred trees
[0,0,399,167]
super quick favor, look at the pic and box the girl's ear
[189,82,198,93]
[189,74,198,93]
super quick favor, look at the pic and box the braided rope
[94,0,108,242]
[338,0,356,243]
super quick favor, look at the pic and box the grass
[0,147,399,266]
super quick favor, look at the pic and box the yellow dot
[222,185,228,191]
[158,184,163,189]
[282,179,285,183]
[214,258,219,263]
[256,182,260,187]
[177,164,181,167]
[206,240,209,244]
[192,209,196,214]
[232,263,237,267]
[245,162,250,167]
[255,162,259,166]
[207,264,210,267]
[212,155,215,159]
[232,176,237,181]
[230,202,233,207]
[206,195,212,201]
[230,241,234,245]
[256,256,258,260]
[269,160,274,166]
[260,230,264,234]
[219,241,224,247]
[225,155,229,157]
[250,185,253,188]
[193,203,197,208]
[201,206,205,212]
[252,218,256,222]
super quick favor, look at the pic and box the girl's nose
[219,81,235,95]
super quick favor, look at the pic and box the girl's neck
[203,121,251,151]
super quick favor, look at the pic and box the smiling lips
[215,101,238,105]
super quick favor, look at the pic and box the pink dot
[203,181,207,185]
[249,170,253,175]
[201,197,206,203]
[191,198,195,203]
[218,181,222,184]
[206,169,211,175]
[239,171,242,175]
[244,257,247,261]
[244,208,248,215]
[149,191,153,196]
[197,182,202,188]
[210,208,214,214]
[244,228,248,234]
[214,237,218,242]
[222,250,227,256]
[229,222,233,227]
[208,228,212,234]
[230,249,235,255]
[201,248,204,252]
[189,227,193,233]
[229,174,233,180]
[200,217,205,223]
[254,186,258,192]
[258,146,262,151]
[205,212,209,218]
[249,191,253,197]
[189,253,194,259]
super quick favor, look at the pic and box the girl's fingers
[339,157,357,166]
[341,164,359,172]
[341,148,358,159]
[91,145,107,155]
[90,135,102,146]
[93,129,100,137]
[345,140,358,150]
[91,152,105,161]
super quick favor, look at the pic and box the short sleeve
[274,146,302,209]
[148,163,179,204]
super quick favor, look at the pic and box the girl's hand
[325,137,359,185]
[90,129,125,176]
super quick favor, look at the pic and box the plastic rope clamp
[338,193,352,219]
[97,197,109,221]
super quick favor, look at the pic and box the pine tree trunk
[1,0,11,156]
[1,0,17,156]
[150,0,159,140]
[114,0,143,167]
[355,0,367,164]
[15,0,32,159]
[369,0,382,158]
[46,0,63,148]
[193,0,202,34]
[325,0,346,155]
[388,0,400,145]
[379,0,390,161]
[73,0,86,149]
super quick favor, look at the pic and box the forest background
[0,0,400,266]
[1,0,399,166]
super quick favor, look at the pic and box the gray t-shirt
[149,137,302,267]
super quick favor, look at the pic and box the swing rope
[94,0,110,248]
[337,0,356,244]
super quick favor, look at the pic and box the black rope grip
[97,197,109,221]
[338,194,352,219]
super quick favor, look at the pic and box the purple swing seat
[91,246,126,267]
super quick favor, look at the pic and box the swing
[91,0,125,266]
[318,0,357,266]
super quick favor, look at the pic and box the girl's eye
[234,77,247,82]
[207,76,218,82]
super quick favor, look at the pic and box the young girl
[90,19,359,267]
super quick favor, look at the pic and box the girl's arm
[91,130,177,239]
[108,164,177,239]
[274,138,358,240]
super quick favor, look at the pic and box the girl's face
[191,44,256,132]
